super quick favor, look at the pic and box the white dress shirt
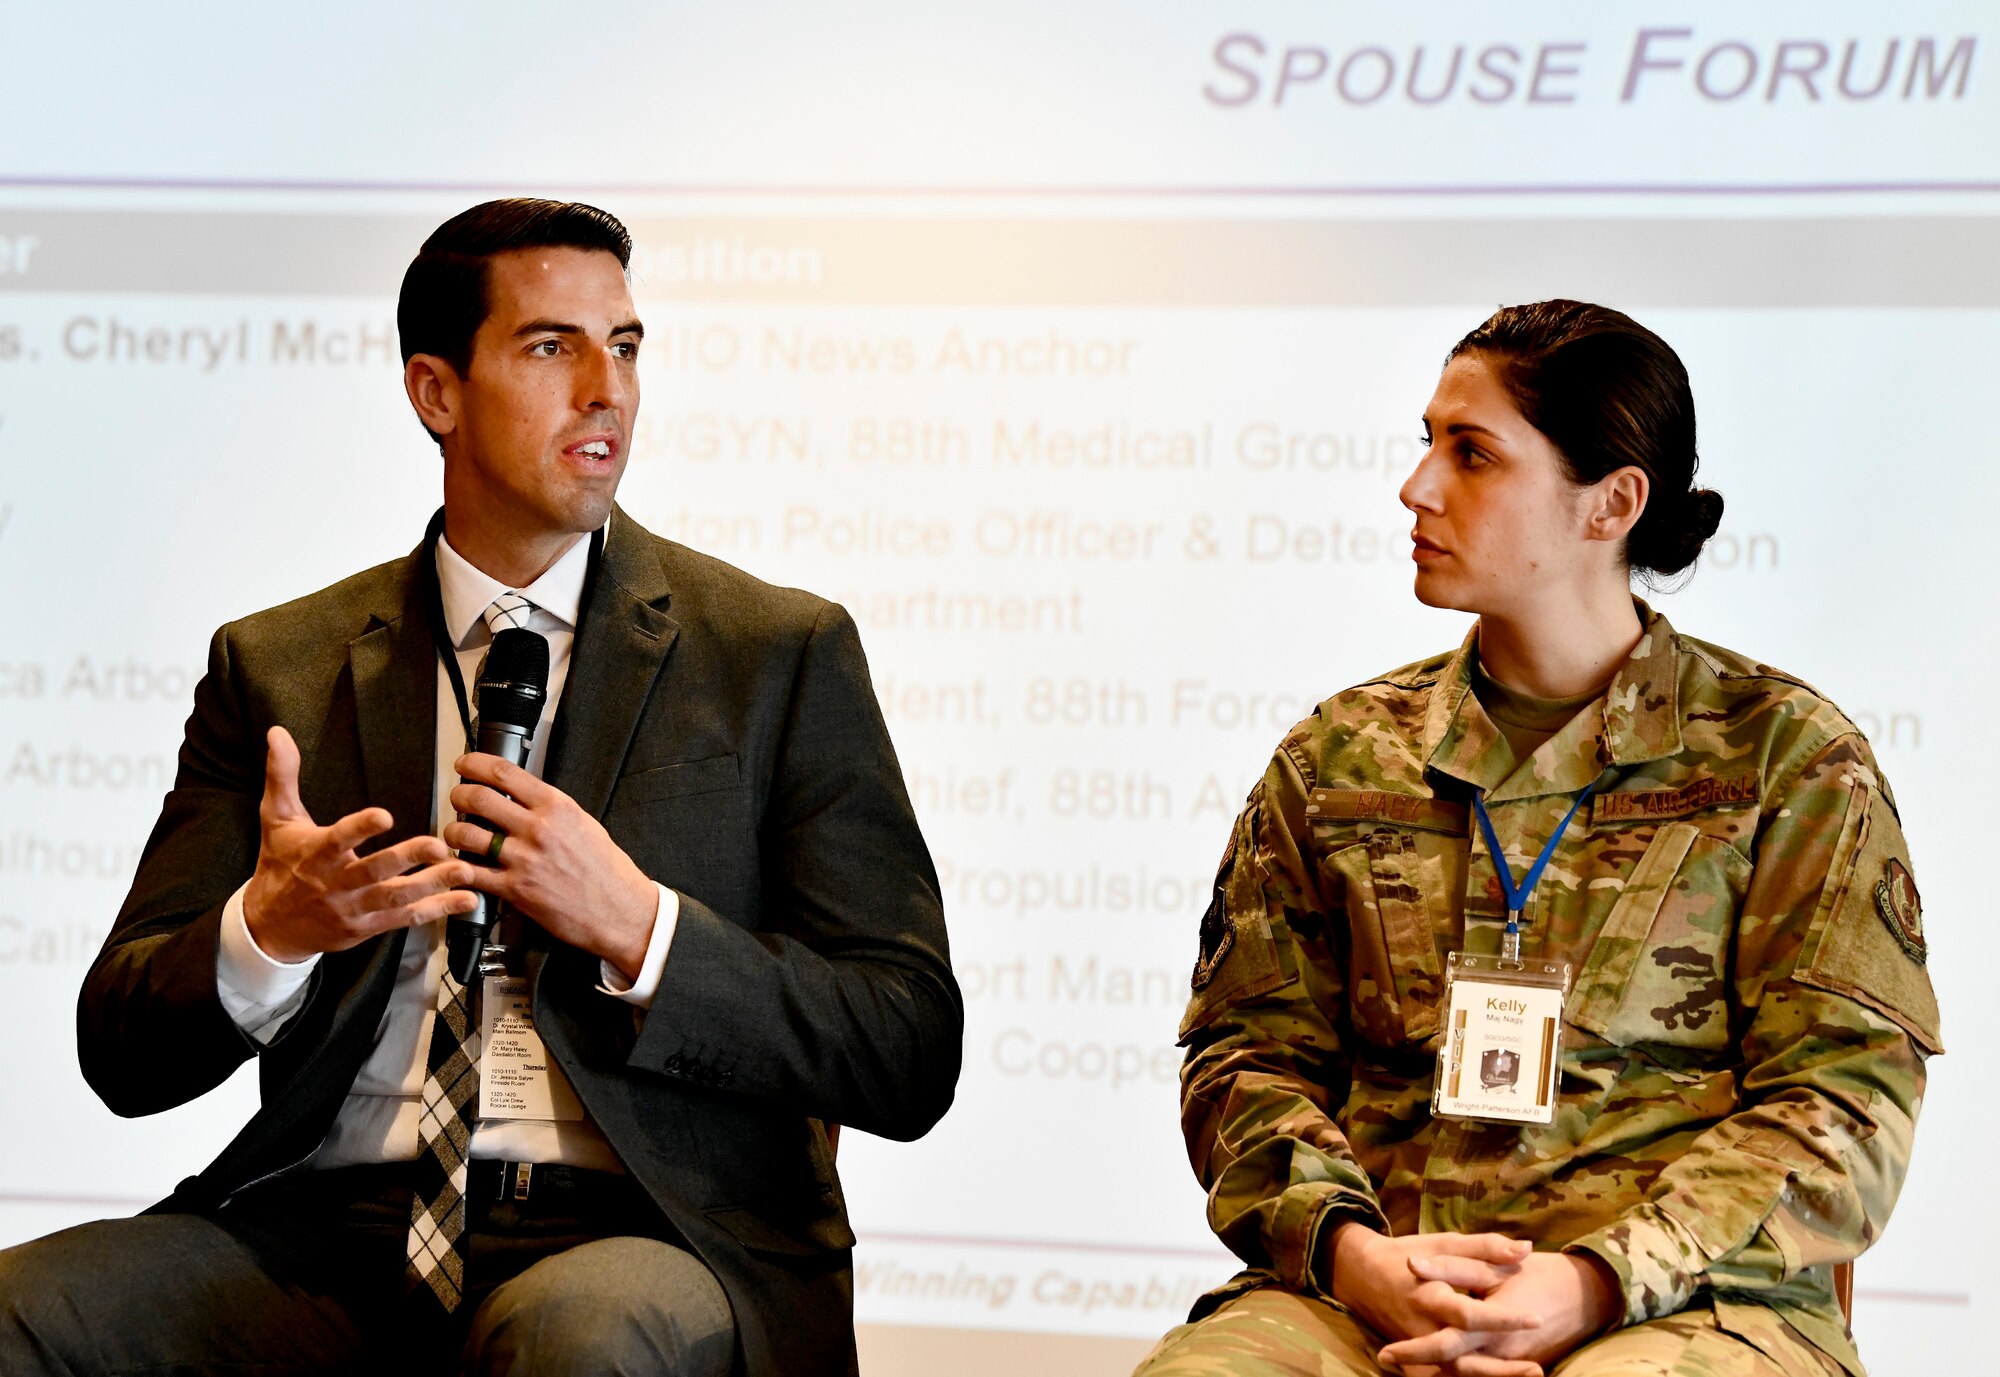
[213,523,679,1172]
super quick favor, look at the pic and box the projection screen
[0,3,1991,1372]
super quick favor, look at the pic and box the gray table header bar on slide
[0,210,1991,307]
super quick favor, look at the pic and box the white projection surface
[0,4,1993,1372]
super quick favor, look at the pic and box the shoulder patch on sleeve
[1874,858,1925,965]
[1795,783,1942,1054]
[1191,830,1238,992]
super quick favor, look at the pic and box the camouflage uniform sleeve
[1566,731,1941,1324]
[1177,741,1392,1298]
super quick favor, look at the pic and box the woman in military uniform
[1137,301,1940,1377]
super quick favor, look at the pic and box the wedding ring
[486,831,506,863]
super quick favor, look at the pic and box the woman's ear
[1586,465,1649,544]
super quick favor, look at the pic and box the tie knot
[484,592,535,636]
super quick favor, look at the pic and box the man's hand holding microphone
[241,646,656,983]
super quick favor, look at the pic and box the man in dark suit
[0,200,961,1375]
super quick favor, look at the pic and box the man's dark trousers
[0,1162,734,1373]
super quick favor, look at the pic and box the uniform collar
[434,519,603,650]
[1423,600,1684,800]
[1601,601,1685,767]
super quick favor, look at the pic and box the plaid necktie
[404,592,537,1312]
[483,590,534,634]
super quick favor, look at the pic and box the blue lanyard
[1472,784,1596,962]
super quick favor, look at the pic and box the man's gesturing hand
[243,727,477,962]
[444,752,658,981]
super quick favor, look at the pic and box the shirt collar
[1423,599,1685,798]
[434,525,600,650]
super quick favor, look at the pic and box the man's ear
[1585,466,1649,544]
[405,354,461,438]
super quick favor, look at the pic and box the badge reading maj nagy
[1874,858,1926,965]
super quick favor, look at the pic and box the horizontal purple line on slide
[1,174,1999,198]
[861,1229,1228,1261]
[1848,1290,1973,1306]
[858,1232,1974,1308]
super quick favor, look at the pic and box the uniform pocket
[1324,827,1462,1047]
[1179,814,1291,1042]
[1793,782,1943,1054]
[1570,822,1749,1050]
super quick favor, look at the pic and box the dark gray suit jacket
[78,508,963,1376]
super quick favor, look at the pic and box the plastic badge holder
[1432,952,1570,1125]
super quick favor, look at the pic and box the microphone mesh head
[477,628,551,729]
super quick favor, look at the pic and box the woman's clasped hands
[1326,1223,1623,1377]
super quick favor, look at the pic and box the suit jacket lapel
[545,507,678,820]
[350,542,440,855]
[534,510,677,1027]
[226,540,440,1166]
[335,540,440,1021]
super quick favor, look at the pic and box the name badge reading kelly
[478,976,584,1123]
[1432,953,1569,1125]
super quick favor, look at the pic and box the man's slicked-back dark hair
[397,198,632,382]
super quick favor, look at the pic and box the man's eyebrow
[510,319,646,340]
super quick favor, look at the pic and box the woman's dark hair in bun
[1449,300,1723,580]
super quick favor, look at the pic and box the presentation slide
[0,4,1990,1371]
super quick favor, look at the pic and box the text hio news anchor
[0,199,962,1377]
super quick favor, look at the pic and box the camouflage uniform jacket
[1178,605,1941,1374]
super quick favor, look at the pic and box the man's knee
[0,1218,169,1367]
[465,1236,735,1377]
[1,1213,369,1375]
[0,1232,77,1369]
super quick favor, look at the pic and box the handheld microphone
[446,627,550,985]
